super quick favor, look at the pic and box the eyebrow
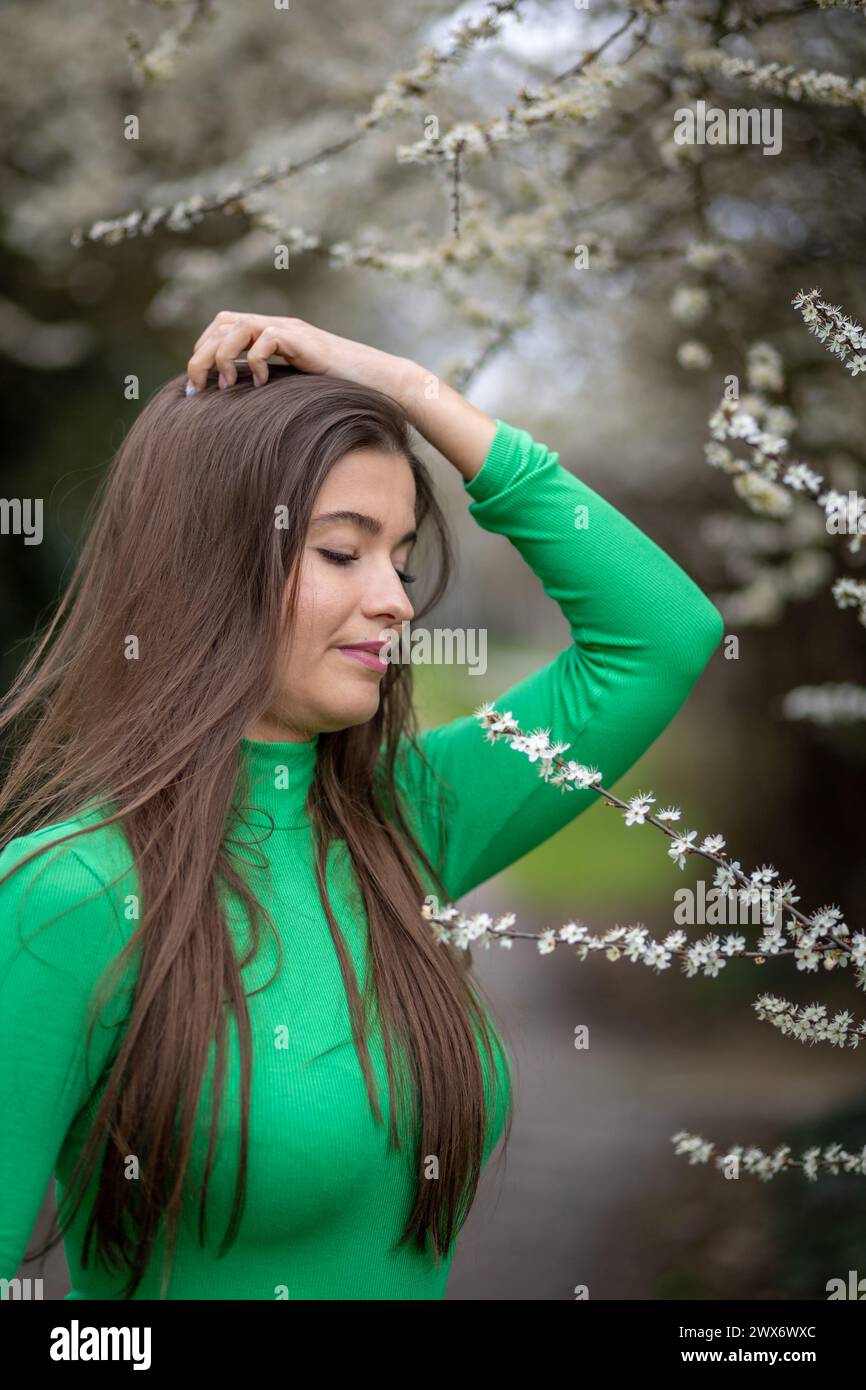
[309,510,417,545]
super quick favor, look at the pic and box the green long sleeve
[394,417,724,902]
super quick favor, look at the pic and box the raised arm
[390,417,724,903]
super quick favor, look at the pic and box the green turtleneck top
[0,417,724,1300]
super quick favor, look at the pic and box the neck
[235,730,321,830]
[243,714,317,744]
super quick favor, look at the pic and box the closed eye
[316,548,416,585]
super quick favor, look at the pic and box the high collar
[234,734,320,830]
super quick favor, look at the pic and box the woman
[0,312,723,1301]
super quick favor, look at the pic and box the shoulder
[0,812,138,1120]
[0,808,136,962]
[0,802,134,888]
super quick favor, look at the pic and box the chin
[319,694,381,731]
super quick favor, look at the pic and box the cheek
[289,560,352,647]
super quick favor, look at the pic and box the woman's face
[248,447,418,741]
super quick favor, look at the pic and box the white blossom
[677,339,712,370]
[670,286,711,325]
[624,791,656,826]
[668,830,698,869]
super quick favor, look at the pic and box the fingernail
[218,373,227,390]
[185,379,197,396]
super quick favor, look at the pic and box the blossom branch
[755,994,866,1048]
[423,893,862,977]
[703,326,866,624]
[394,65,632,168]
[683,47,866,113]
[672,1132,866,1180]
[395,9,649,171]
[415,707,866,1184]
[248,208,619,278]
[815,0,866,15]
[420,705,864,982]
[791,286,866,377]
[781,681,866,725]
[71,0,529,247]
[126,0,216,86]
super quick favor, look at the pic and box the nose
[361,564,415,626]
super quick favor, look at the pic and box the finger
[213,322,260,386]
[185,330,226,393]
[191,310,257,357]
[245,325,297,387]
[186,322,256,392]
[190,316,225,358]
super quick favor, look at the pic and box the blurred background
[2,0,866,1300]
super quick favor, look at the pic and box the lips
[337,640,390,673]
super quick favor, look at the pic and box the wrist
[386,356,430,420]
[386,360,498,482]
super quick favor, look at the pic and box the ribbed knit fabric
[0,417,724,1300]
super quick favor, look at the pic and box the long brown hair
[0,362,513,1298]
